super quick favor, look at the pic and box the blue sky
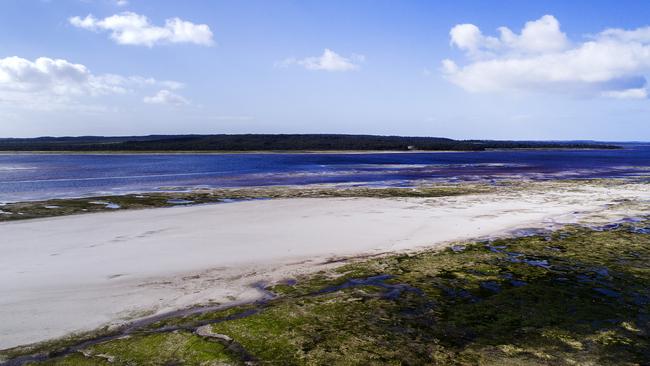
[1,0,650,140]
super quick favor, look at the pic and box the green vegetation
[208,224,650,365]
[36,332,240,366]
[0,134,620,152]
[0,184,489,222]
[4,222,649,365]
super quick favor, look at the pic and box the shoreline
[1,180,650,350]
[0,177,635,208]
[0,146,624,155]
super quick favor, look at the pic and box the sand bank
[1,181,649,349]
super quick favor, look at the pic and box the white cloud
[115,0,129,6]
[0,56,184,109]
[449,15,568,59]
[0,56,120,96]
[143,89,189,105]
[279,49,363,71]
[449,24,500,58]
[442,15,650,99]
[497,15,569,54]
[599,26,650,43]
[601,88,648,99]
[69,12,214,47]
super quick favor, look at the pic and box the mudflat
[1,181,649,350]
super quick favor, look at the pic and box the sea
[1,143,649,202]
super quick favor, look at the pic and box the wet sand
[1,181,649,350]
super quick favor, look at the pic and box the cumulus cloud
[69,12,214,47]
[143,89,189,105]
[0,56,122,96]
[442,15,650,99]
[115,0,129,6]
[279,49,363,71]
[0,56,184,108]
[449,15,568,59]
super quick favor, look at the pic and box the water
[0,144,649,202]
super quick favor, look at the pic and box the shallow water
[1,143,649,202]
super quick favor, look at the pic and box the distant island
[0,134,621,152]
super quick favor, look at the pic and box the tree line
[0,134,620,151]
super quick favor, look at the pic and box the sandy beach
[1,181,650,350]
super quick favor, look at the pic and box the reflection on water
[1,143,649,202]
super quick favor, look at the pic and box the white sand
[1,182,649,350]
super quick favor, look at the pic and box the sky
[1,0,650,140]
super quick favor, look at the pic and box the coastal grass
[4,222,649,365]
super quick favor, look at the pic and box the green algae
[142,304,260,331]
[7,222,650,365]
[0,327,117,363]
[34,332,239,366]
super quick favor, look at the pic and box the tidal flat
[2,180,650,364]
[2,222,649,365]
[0,184,490,222]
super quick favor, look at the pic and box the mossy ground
[207,225,650,365]
[35,332,240,366]
[0,184,488,222]
[4,222,649,365]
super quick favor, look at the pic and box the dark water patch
[510,228,552,238]
[591,223,622,232]
[279,278,297,286]
[632,294,650,306]
[593,287,622,298]
[577,274,593,283]
[479,281,501,293]
[629,226,650,234]
[505,252,550,269]
[485,243,553,269]
[585,217,650,235]
[313,274,423,300]
[485,244,507,253]
[555,232,572,240]
[592,267,610,277]
[440,286,479,303]
[499,273,527,286]
[451,245,466,252]
[519,258,551,269]
[621,217,645,223]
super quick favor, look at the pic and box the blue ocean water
[0,144,649,202]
